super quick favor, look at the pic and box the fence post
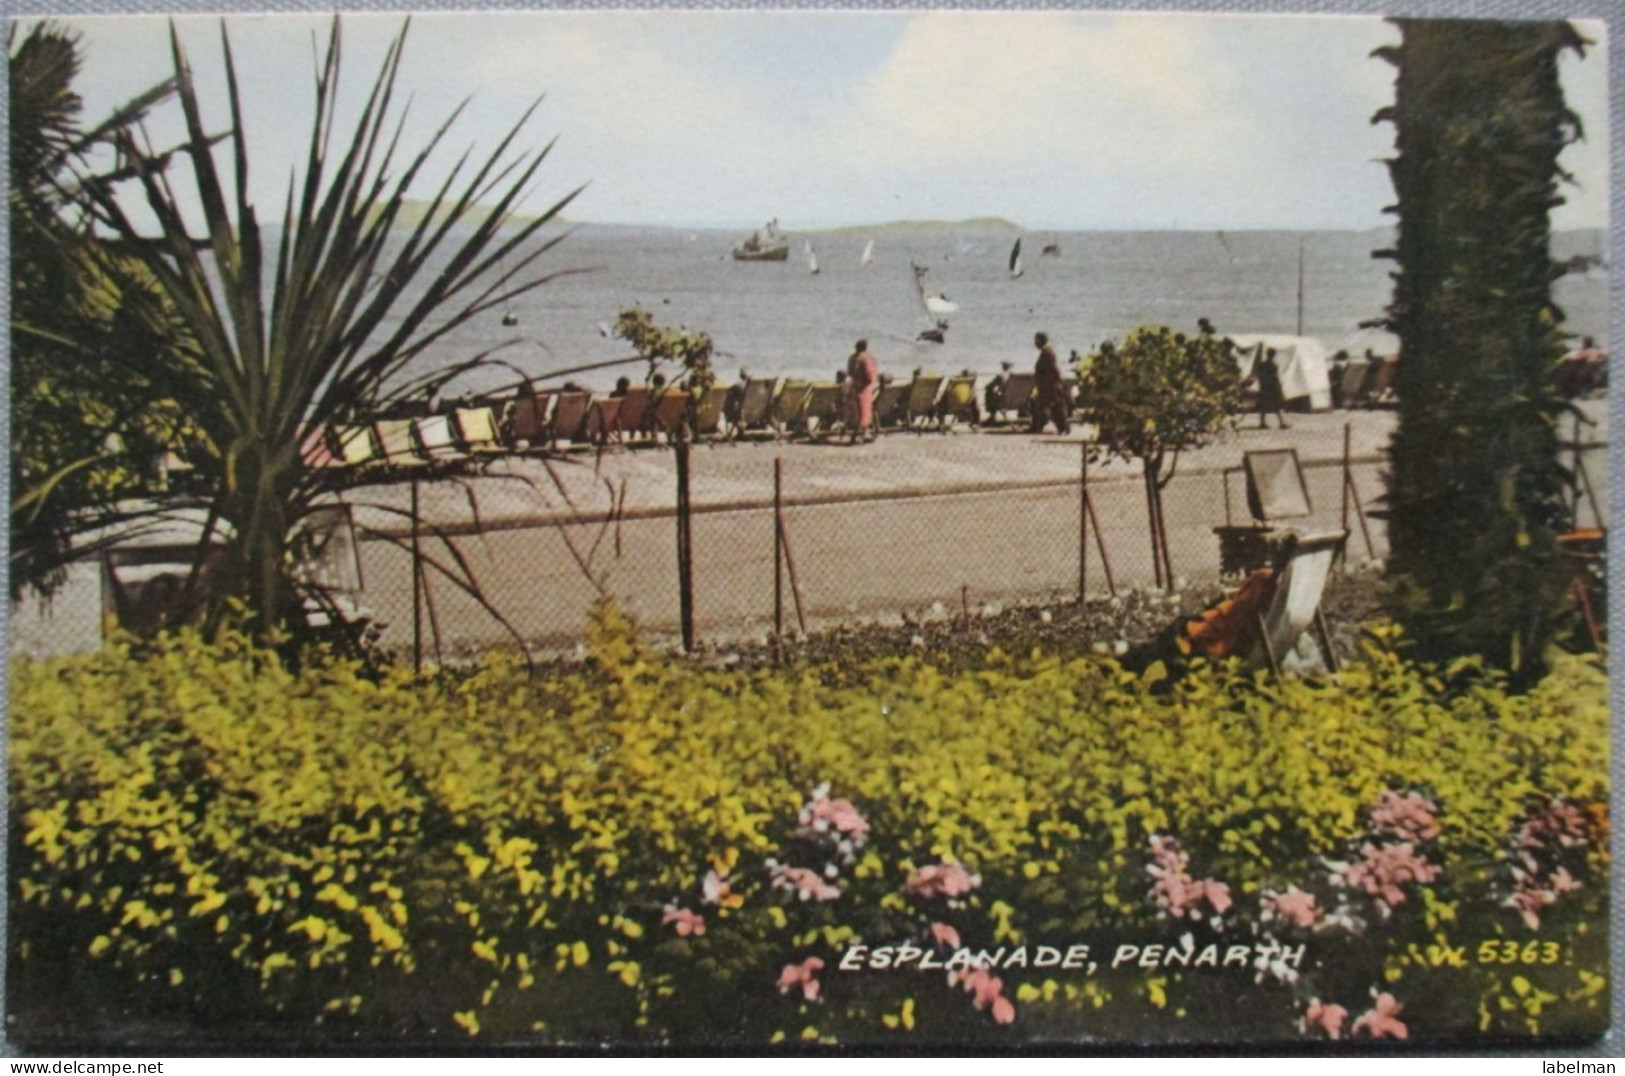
[774,457,784,644]
[411,476,422,675]
[1078,443,1088,605]
[676,433,695,653]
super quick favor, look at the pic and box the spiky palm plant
[72,18,580,641]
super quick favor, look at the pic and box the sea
[388,222,1610,398]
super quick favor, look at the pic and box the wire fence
[9,434,1607,664]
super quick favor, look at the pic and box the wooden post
[1341,422,1352,533]
[676,434,694,653]
[1078,443,1088,605]
[1144,470,1164,590]
[774,457,784,643]
[411,477,423,675]
[1086,492,1118,598]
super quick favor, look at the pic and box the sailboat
[912,261,958,314]
[860,239,875,268]
[805,240,820,275]
[1008,237,1024,279]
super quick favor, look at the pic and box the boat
[733,219,790,262]
[1008,237,1024,278]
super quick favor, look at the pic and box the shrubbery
[10,605,1609,1045]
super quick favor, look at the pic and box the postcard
[5,8,1612,1051]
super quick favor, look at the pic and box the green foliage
[1375,20,1587,674]
[614,307,716,394]
[10,621,1607,1043]
[1078,325,1241,482]
[7,23,188,599]
[60,18,579,641]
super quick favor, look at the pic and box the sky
[46,10,1613,233]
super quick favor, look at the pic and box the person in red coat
[845,339,879,443]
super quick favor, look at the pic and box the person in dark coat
[1253,348,1290,429]
[1029,332,1070,435]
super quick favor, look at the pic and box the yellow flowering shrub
[9,607,1608,1044]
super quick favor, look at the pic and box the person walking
[1253,347,1290,429]
[845,339,879,443]
[1029,332,1071,435]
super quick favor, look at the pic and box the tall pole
[1295,237,1306,337]
[676,433,694,653]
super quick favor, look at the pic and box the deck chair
[999,373,1036,421]
[1338,360,1369,409]
[804,383,845,436]
[301,427,341,470]
[905,373,945,428]
[615,387,652,442]
[1244,449,1312,524]
[1215,449,1313,575]
[737,378,780,436]
[333,425,379,471]
[550,392,594,447]
[1253,530,1346,674]
[692,385,731,439]
[454,406,507,462]
[510,392,554,450]
[772,380,815,436]
[415,414,471,470]
[1365,356,1399,404]
[873,382,909,429]
[937,375,980,425]
[651,390,691,441]
[290,504,368,623]
[586,397,624,446]
[374,418,431,473]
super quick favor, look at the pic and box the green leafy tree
[613,306,716,391]
[1373,20,1587,675]
[69,18,580,640]
[8,22,185,599]
[1078,326,1241,589]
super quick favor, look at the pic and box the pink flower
[906,862,980,900]
[1340,842,1440,907]
[1352,993,1408,1039]
[1517,799,1589,850]
[1552,867,1581,894]
[771,864,842,902]
[777,956,825,1002]
[1266,887,1322,928]
[930,922,961,948]
[1304,999,1348,1040]
[1370,790,1441,843]
[662,905,706,937]
[800,790,871,843]
[950,966,1015,1023]
[1509,888,1550,930]
[1146,835,1231,919]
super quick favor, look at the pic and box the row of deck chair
[303,405,509,477]
[1331,356,1399,409]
